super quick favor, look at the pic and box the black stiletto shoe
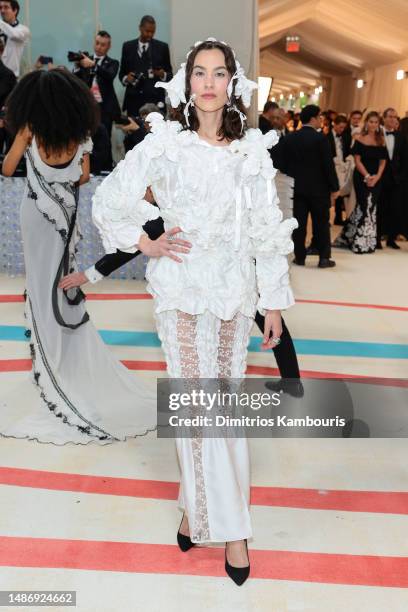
[225,540,250,586]
[177,514,195,552]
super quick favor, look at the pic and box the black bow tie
[335,133,342,138]
[385,131,395,136]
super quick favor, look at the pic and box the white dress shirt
[0,18,30,76]
[383,128,395,160]
[138,40,149,57]
[332,129,343,160]
[90,55,105,103]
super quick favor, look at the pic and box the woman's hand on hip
[261,309,283,350]
[138,227,192,263]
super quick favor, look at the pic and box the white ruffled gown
[93,112,297,542]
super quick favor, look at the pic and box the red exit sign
[286,36,300,53]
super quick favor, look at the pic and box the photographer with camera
[71,30,120,169]
[119,15,172,116]
[115,102,161,153]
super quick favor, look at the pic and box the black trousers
[293,193,331,261]
[377,179,402,242]
[334,196,344,220]
[254,312,300,379]
[99,106,114,168]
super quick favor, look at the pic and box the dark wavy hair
[5,69,99,155]
[174,40,247,142]
[361,110,384,145]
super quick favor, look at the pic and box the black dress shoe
[293,258,305,266]
[386,241,400,250]
[225,540,250,586]
[306,246,319,256]
[177,514,195,552]
[318,258,336,268]
[265,378,304,398]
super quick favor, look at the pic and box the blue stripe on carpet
[0,325,407,359]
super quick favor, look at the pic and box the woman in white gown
[1,69,156,444]
[89,38,298,584]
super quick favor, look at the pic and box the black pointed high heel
[225,540,250,586]
[177,513,195,552]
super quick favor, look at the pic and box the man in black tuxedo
[0,38,16,107]
[119,15,172,116]
[268,108,291,175]
[73,30,121,168]
[285,105,339,268]
[378,107,406,249]
[258,100,279,134]
[326,114,350,225]
[0,38,16,155]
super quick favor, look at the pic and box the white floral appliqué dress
[93,112,298,542]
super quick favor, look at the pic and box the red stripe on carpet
[2,358,407,387]
[85,293,153,300]
[296,298,408,312]
[1,467,407,515]
[1,536,407,586]
[0,359,32,372]
[1,293,406,311]
[0,295,25,303]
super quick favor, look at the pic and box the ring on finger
[272,337,281,345]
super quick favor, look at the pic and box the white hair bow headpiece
[155,37,258,111]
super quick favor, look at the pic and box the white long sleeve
[92,139,161,254]
[0,20,30,42]
[247,148,298,314]
[0,21,30,76]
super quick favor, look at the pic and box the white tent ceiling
[259,0,408,95]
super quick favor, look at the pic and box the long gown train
[1,137,156,445]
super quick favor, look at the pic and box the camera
[129,71,145,87]
[115,115,131,126]
[39,55,53,65]
[67,51,90,63]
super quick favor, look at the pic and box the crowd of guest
[0,6,172,173]
[1,0,407,261]
[260,101,408,264]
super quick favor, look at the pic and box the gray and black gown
[1,137,156,444]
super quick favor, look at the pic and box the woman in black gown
[333,111,387,254]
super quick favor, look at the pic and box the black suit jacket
[74,55,121,117]
[383,131,407,185]
[119,38,172,112]
[258,115,271,135]
[94,216,164,276]
[0,59,16,108]
[326,130,351,161]
[270,132,293,177]
[284,127,339,196]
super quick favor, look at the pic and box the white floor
[0,234,408,611]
